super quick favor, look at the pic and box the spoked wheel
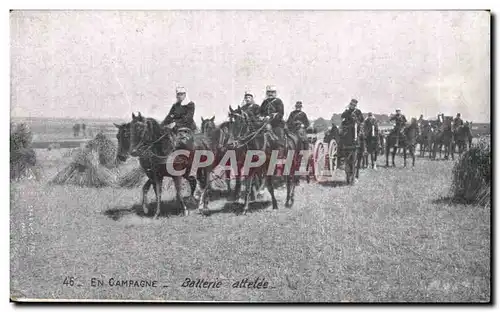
[313,140,327,182]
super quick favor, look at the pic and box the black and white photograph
[9,9,491,302]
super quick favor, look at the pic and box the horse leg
[392,147,396,167]
[266,175,278,210]
[141,179,152,215]
[450,141,454,160]
[385,143,390,167]
[242,175,253,215]
[412,146,415,167]
[173,176,188,216]
[285,176,292,207]
[188,176,197,198]
[153,177,163,219]
[403,146,407,167]
[225,170,232,193]
[197,169,210,214]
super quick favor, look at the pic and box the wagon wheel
[313,140,327,181]
[328,139,338,173]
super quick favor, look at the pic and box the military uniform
[390,112,407,147]
[341,107,365,130]
[241,102,260,120]
[287,109,310,129]
[260,96,285,145]
[453,116,464,132]
[162,101,197,131]
[287,105,310,150]
[390,113,407,133]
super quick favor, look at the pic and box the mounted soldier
[161,86,197,148]
[240,91,260,120]
[286,101,310,150]
[324,119,340,144]
[389,108,407,147]
[340,98,364,138]
[453,113,464,132]
[259,85,285,147]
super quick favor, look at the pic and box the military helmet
[175,86,186,94]
[266,85,277,92]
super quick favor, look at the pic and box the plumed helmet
[175,86,187,94]
[266,85,277,92]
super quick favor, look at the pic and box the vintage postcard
[10,10,491,303]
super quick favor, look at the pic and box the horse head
[129,113,170,157]
[201,116,216,134]
[114,122,131,162]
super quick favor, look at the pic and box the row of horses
[114,106,308,219]
[331,117,473,169]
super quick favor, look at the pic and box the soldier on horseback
[240,91,260,120]
[161,86,197,147]
[341,98,364,137]
[389,108,407,147]
[453,113,464,132]
[259,85,285,147]
[286,101,310,150]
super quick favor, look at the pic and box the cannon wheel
[328,139,337,174]
[313,140,327,181]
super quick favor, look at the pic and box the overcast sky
[10,10,490,122]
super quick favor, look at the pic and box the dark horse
[338,120,362,184]
[385,118,419,167]
[362,118,379,169]
[417,120,434,158]
[432,116,454,160]
[127,113,212,218]
[227,108,301,214]
[201,111,265,201]
[453,121,473,155]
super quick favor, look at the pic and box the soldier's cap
[396,108,401,112]
[350,99,358,104]
[244,91,253,97]
[368,112,373,116]
[266,85,277,92]
[295,101,303,107]
[175,86,187,94]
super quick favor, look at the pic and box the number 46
[63,276,75,286]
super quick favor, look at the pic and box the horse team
[113,110,473,219]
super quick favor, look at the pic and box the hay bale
[85,132,117,168]
[50,148,116,187]
[117,165,148,188]
[10,122,33,151]
[451,137,491,206]
[10,122,39,181]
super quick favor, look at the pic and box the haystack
[451,137,491,206]
[117,165,148,188]
[50,132,117,187]
[10,122,39,181]
[85,132,118,169]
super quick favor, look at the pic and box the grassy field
[10,145,490,302]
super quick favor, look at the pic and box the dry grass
[10,122,39,181]
[10,150,490,302]
[117,165,148,188]
[49,133,119,187]
[451,137,491,206]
